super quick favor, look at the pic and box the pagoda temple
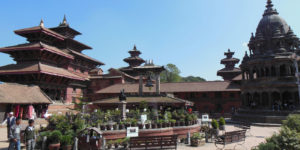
[217,49,241,81]
[0,16,104,103]
[233,0,300,123]
[119,45,145,77]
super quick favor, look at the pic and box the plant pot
[48,143,60,150]
[138,124,143,129]
[62,145,72,150]
[114,144,119,149]
[151,123,157,129]
[191,139,205,147]
[123,144,128,148]
[162,123,166,128]
[180,121,185,126]
[113,124,118,130]
[167,122,171,127]
[219,125,225,130]
[145,124,150,129]
[100,125,106,130]
[171,122,175,127]
[107,144,112,149]
[106,125,112,130]
[175,122,180,126]
[157,123,162,128]
[125,123,131,128]
[119,124,124,130]
[131,123,137,127]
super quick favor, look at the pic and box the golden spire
[39,19,44,27]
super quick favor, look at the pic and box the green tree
[181,76,206,82]
[282,114,300,133]
[160,64,182,82]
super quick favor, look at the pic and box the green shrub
[211,119,219,129]
[61,134,73,146]
[191,132,204,140]
[282,114,300,133]
[219,117,225,126]
[254,142,277,150]
[48,130,62,144]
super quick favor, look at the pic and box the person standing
[1,112,16,139]
[24,119,36,150]
[8,118,21,150]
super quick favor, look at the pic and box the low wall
[102,124,201,140]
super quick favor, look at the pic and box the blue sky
[0,0,299,80]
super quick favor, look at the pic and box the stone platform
[232,108,300,124]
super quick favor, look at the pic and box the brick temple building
[90,46,242,113]
[0,16,104,103]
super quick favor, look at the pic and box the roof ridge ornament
[39,19,44,27]
[133,44,137,50]
[59,14,69,26]
[263,0,278,16]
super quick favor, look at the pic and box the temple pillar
[286,64,291,76]
[155,73,160,95]
[139,74,143,96]
[275,65,280,77]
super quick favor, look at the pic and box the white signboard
[141,114,147,124]
[127,127,139,137]
[202,114,209,122]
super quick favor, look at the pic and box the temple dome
[256,12,289,39]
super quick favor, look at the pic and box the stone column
[287,64,291,76]
[139,74,143,96]
[119,101,127,120]
[155,73,160,95]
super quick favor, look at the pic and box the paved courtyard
[0,123,279,150]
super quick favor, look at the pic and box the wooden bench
[215,130,246,149]
[129,135,178,150]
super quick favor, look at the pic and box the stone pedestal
[119,101,127,120]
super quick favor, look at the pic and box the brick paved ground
[0,122,279,150]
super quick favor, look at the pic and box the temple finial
[39,19,44,27]
[228,49,230,52]
[133,44,137,50]
[60,14,69,26]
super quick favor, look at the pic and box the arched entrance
[262,92,269,107]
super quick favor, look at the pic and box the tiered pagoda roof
[217,49,241,81]
[123,45,145,67]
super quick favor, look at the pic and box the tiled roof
[14,26,66,40]
[69,49,104,65]
[93,96,193,106]
[0,83,52,104]
[0,62,85,80]
[96,81,240,94]
[0,42,74,59]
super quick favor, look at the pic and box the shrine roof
[0,42,74,59]
[14,26,66,40]
[221,58,240,62]
[0,62,86,81]
[96,81,240,94]
[93,95,193,106]
[66,38,92,51]
[124,56,145,62]
[232,74,242,81]
[0,83,52,104]
[68,49,104,65]
[217,68,241,73]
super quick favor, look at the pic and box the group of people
[1,112,36,150]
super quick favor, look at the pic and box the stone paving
[0,122,279,150]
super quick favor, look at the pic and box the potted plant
[151,121,157,129]
[119,121,125,130]
[191,114,198,124]
[219,117,226,130]
[114,139,121,149]
[122,137,130,148]
[186,115,193,126]
[107,140,113,149]
[48,130,62,150]
[61,134,73,150]
[131,119,137,127]
[138,123,144,129]
[191,133,205,147]
[170,119,176,127]
[100,123,106,130]
[157,119,163,128]
[145,120,151,129]
[113,123,118,130]
[211,119,219,136]
[180,118,185,126]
